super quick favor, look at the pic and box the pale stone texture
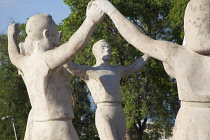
[8,1,104,139]
[65,39,149,140]
[163,37,186,78]
[95,0,210,139]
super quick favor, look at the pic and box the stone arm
[44,1,104,69]
[8,23,26,71]
[64,62,90,79]
[162,36,186,79]
[95,0,180,65]
[120,54,150,78]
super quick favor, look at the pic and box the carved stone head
[92,39,111,60]
[20,14,62,54]
[184,0,210,54]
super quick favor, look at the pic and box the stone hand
[8,23,20,37]
[86,0,105,24]
[94,0,116,15]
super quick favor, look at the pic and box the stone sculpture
[94,0,210,139]
[65,39,149,140]
[163,37,186,78]
[7,1,104,139]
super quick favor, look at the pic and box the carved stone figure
[7,1,104,139]
[65,39,149,140]
[94,0,210,139]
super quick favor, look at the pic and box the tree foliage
[167,0,190,38]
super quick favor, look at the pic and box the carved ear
[19,42,25,55]
[43,30,50,39]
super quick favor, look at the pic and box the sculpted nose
[105,47,109,52]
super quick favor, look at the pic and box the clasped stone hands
[93,0,116,15]
[86,0,105,24]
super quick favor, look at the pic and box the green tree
[167,0,190,38]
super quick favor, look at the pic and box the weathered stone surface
[65,39,149,140]
[8,1,104,139]
[95,0,210,139]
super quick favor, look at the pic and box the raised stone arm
[162,36,186,79]
[8,23,26,71]
[94,0,180,64]
[44,1,105,69]
[64,62,90,79]
[120,54,150,77]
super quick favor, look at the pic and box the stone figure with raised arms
[94,0,210,139]
[7,1,104,139]
[65,39,149,140]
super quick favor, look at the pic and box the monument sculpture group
[7,0,210,139]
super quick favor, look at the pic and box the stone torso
[171,46,210,139]
[84,66,122,104]
[170,46,210,102]
[22,53,74,121]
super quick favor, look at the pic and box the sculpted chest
[173,53,210,101]
[86,68,121,84]
[85,68,122,103]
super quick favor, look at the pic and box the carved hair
[26,14,53,41]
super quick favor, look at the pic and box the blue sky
[0,0,70,34]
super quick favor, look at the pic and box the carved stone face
[184,0,210,54]
[95,41,111,60]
